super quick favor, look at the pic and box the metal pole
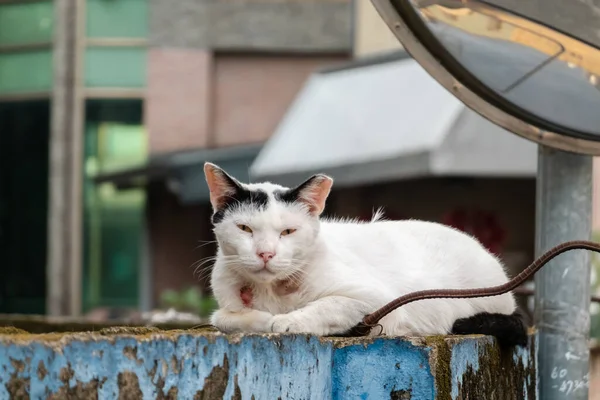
[48,0,75,316]
[48,0,83,316]
[534,145,592,399]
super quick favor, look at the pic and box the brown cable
[345,240,600,336]
[512,287,600,304]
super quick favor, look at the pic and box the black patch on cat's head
[211,186,269,224]
[273,174,332,216]
[273,187,300,205]
[273,175,322,205]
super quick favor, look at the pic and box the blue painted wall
[0,332,536,399]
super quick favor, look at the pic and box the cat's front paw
[269,314,326,335]
[211,308,273,333]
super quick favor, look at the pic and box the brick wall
[146,52,348,154]
[212,54,348,147]
[146,0,352,155]
[146,49,213,153]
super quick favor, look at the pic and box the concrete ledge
[0,314,201,334]
[0,328,537,399]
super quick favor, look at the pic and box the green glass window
[0,1,54,46]
[86,0,147,39]
[0,51,52,94]
[83,100,147,312]
[85,47,146,88]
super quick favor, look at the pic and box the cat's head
[204,162,332,284]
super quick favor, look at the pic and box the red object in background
[442,208,506,255]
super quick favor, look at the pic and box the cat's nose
[257,252,275,263]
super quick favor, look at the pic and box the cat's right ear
[204,162,241,211]
[293,174,333,216]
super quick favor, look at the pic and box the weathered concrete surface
[0,328,537,399]
[149,0,352,52]
[0,314,202,334]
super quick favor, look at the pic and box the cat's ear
[294,174,333,216]
[204,162,242,210]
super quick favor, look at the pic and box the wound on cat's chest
[240,286,253,307]
[240,280,301,308]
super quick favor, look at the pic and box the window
[0,100,50,314]
[83,100,147,312]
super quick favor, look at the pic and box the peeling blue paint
[0,333,537,399]
[333,339,433,399]
[450,338,482,399]
[448,335,537,399]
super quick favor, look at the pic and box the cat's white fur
[205,163,516,336]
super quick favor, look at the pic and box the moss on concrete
[390,389,412,399]
[0,326,29,335]
[423,336,452,400]
[99,326,161,335]
[326,335,378,348]
[0,325,221,345]
[0,314,205,334]
[455,337,537,400]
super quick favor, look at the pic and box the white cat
[204,163,526,345]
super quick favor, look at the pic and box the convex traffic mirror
[372,0,600,155]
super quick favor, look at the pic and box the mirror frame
[371,0,600,155]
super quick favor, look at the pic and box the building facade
[0,0,351,316]
[2,0,598,318]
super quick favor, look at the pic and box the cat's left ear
[294,174,333,216]
[204,162,242,211]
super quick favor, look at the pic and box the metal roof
[93,143,262,204]
[250,52,537,187]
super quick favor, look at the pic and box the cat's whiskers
[227,258,260,277]
[197,259,244,283]
[191,255,221,272]
[192,255,239,277]
[195,263,223,281]
[276,261,307,287]
[191,254,233,266]
[194,247,310,290]
[194,240,217,250]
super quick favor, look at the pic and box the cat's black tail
[451,310,529,347]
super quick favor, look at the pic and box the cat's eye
[280,229,297,237]
[237,224,253,233]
